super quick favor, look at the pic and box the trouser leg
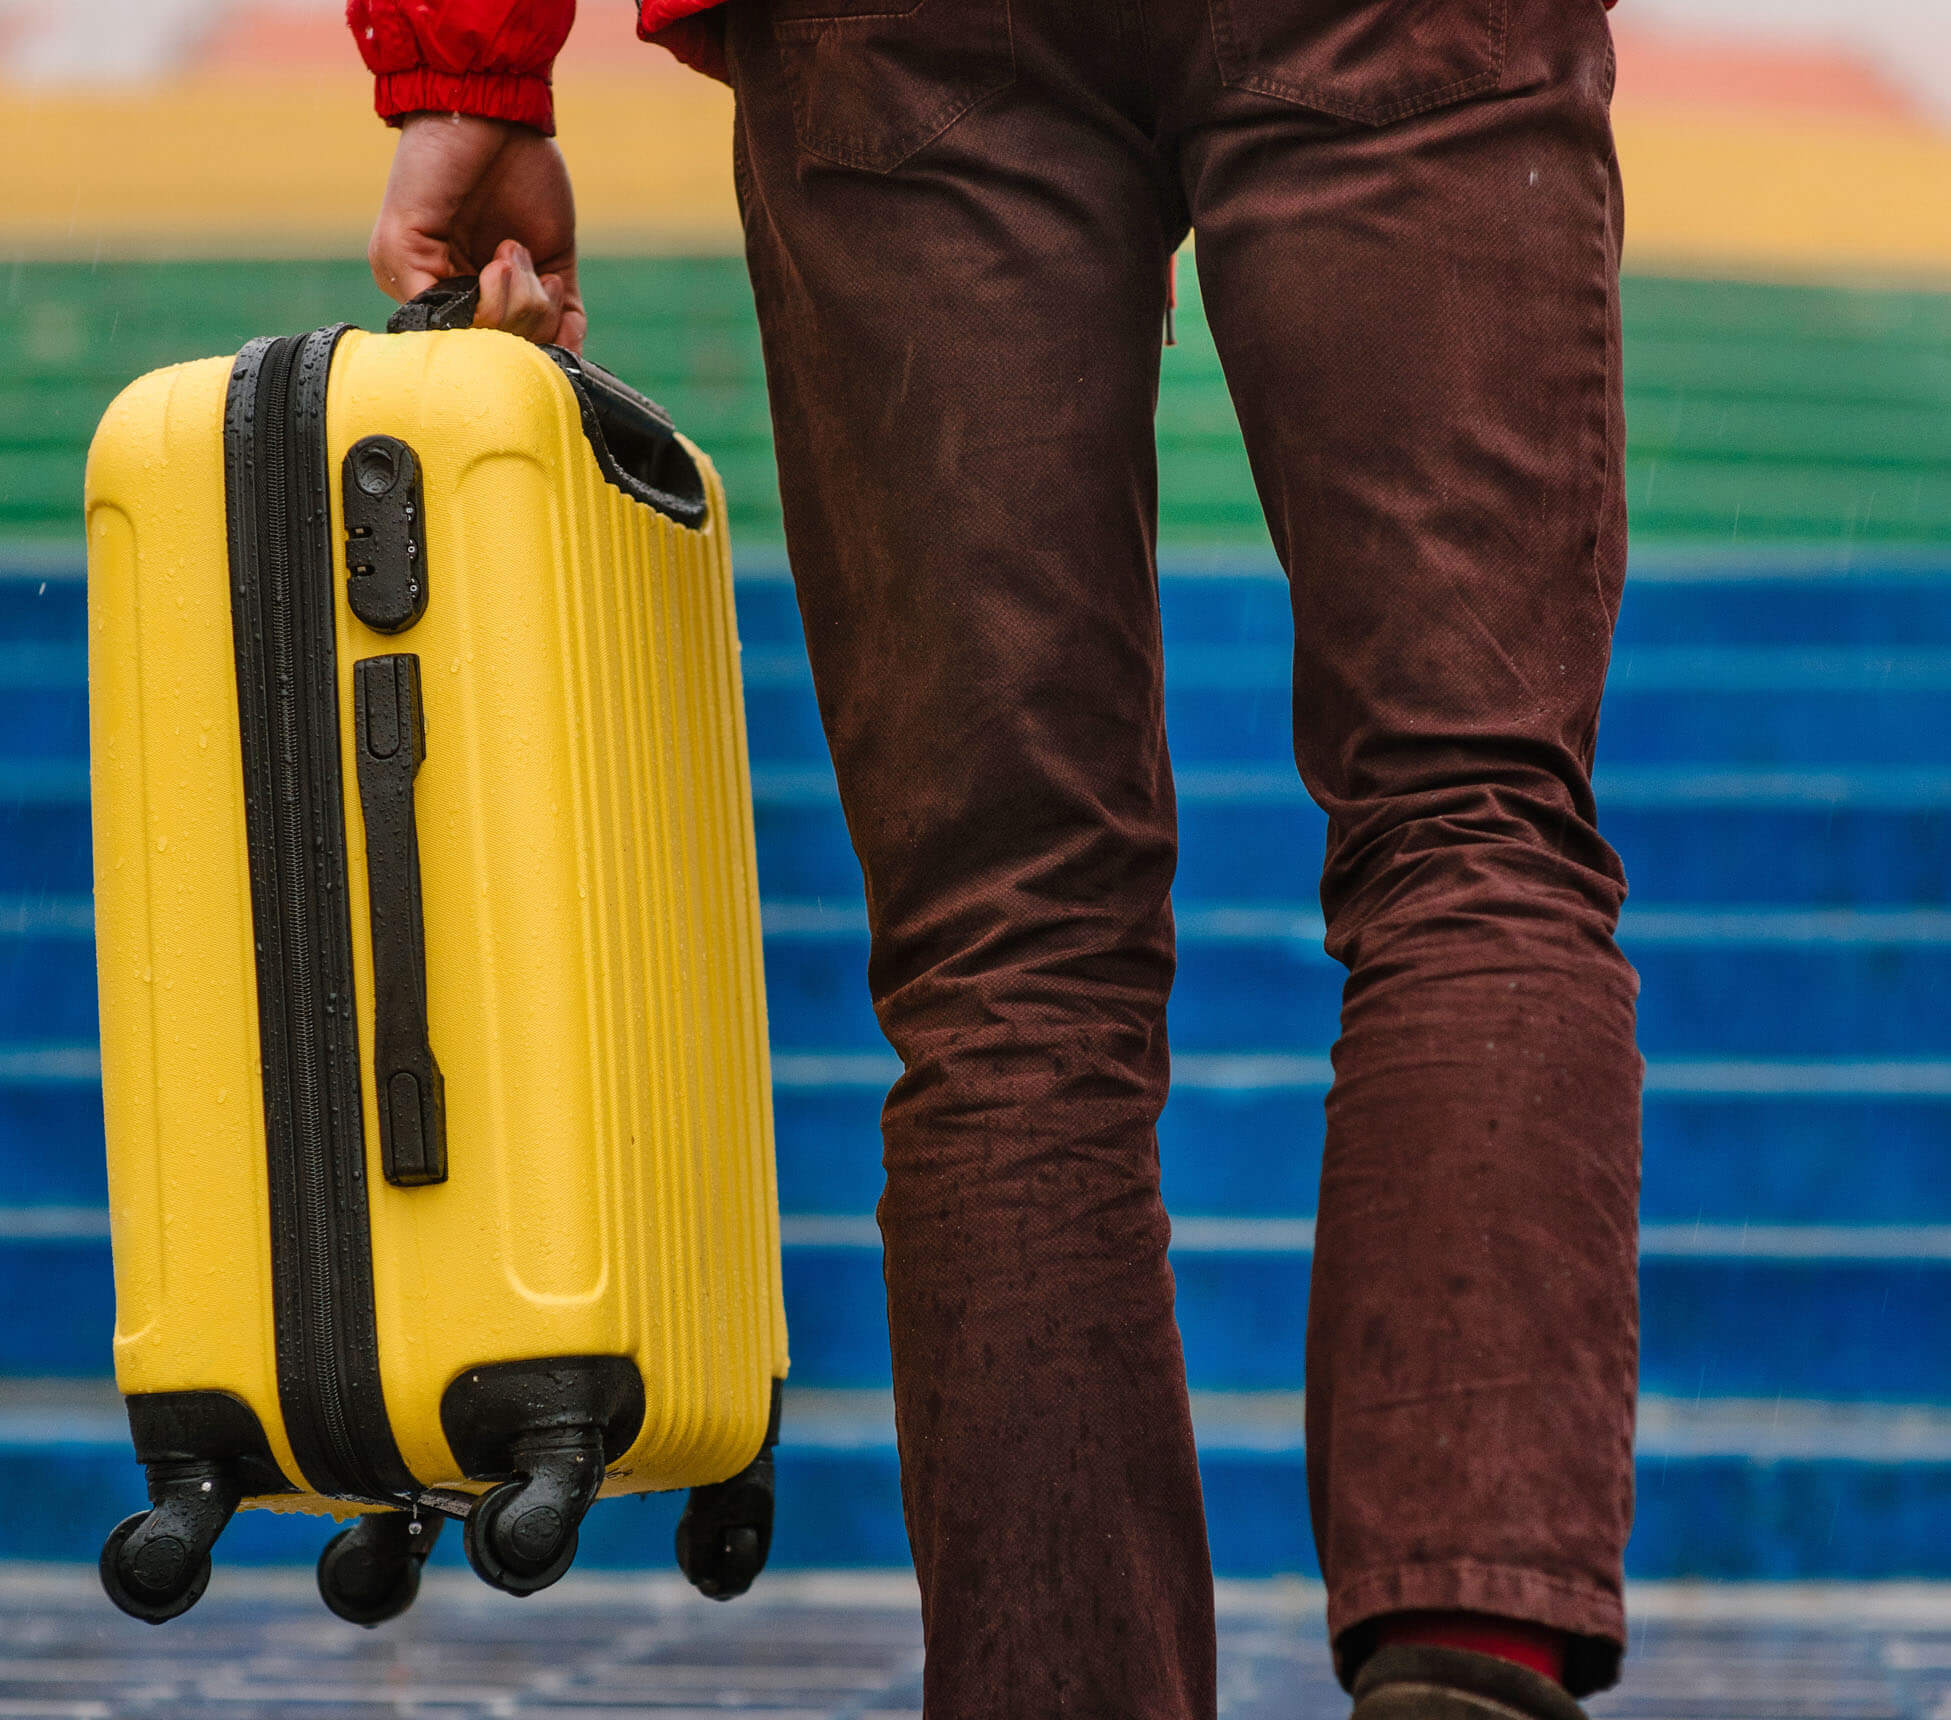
[725,8,1214,1717]
[1171,0,1639,1692]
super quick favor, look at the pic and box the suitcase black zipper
[225,328,418,1507]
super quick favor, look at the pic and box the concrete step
[745,784,1951,906]
[14,893,1951,1056]
[16,569,1951,770]
[773,1229,1951,1401]
[9,1211,1951,1400]
[11,1561,1951,1720]
[10,563,1950,903]
[7,761,1949,903]
[737,560,1951,654]
[5,1042,1949,1226]
[731,664,1951,771]
[18,641,1951,768]
[10,1381,1951,1581]
[762,905,1951,1058]
[21,560,1951,653]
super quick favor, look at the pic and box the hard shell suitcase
[84,282,788,1624]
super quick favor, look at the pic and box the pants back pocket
[773,0,1015,173]
[1210,0,1507,126]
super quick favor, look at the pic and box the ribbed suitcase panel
[325,330,781,1498]
[566,429,783,1493]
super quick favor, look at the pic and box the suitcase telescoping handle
[354,654,447,1187]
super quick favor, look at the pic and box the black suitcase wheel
[677,1380,783,1603]
[463,1477,581,1595]
[461,1431,604,1598]
[675,1446,776,1602]
[318,1512,441,1627]
[100,1511,213,1625]
[100,1459,243,1625]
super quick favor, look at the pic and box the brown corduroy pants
[723,0,1640,1712]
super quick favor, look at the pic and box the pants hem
[1328,1560,1625,1697]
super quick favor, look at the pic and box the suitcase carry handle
[385,276,483,334]
[384,278,710,529]
[354,654,448,1187]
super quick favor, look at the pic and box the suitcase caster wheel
[675,1451,776,1602]
[464,1477,582,1596]
[99,1511,214,1625]
[100,1460,242,1626]
[318,1513,441,1627]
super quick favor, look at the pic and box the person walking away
[349,1,1641,1716]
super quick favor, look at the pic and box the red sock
[1373,1611,1569,1685]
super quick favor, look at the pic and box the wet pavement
[4,1567,1951,1718]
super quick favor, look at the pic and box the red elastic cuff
[375,68,556,135]
[1373,1612,1569,1685]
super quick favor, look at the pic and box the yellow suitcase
[84,282,788,1624]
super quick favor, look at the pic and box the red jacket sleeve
[348,0,576,134]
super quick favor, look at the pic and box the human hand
[369,112,587,353]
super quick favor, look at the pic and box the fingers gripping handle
[355,654,447,1187]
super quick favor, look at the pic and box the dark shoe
[1351,1646,1590,1720]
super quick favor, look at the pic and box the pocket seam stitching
[1211,0,1510,127]
[774,3,929,37]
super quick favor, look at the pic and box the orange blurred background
[0,0,1948,276]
